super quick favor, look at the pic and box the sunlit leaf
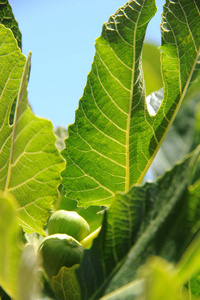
[0,192,21,298]
[98,279,143,300]
[0,25,65,234]
[176,234,200,284]
[62,0,200,208]
[140,257,180,300]
[61,0,157,207]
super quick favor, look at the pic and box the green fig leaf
[76,147,200,299]
[62,0,200,208]
[0,25,65,235]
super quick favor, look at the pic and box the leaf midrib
[3,53,28,193]
[125,2,144,191]
[89,162,195,300]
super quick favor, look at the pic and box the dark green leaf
[76,147,200,299]
[0,0,21,49]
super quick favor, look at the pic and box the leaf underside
[61,0,200,208]
[0,25,65,235]
[76,147,200,299]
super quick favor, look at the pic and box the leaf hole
[146,88,163,116]
[9,97,17,125]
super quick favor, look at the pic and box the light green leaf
[187,271,200,299]
[62,0,200,208]
[0,191,22,298]
[76,147,200,299]
[99,279,143,300]
[140,235,200,300]
[0,192,40,300]
[139,257,181,300]
[51,266,81,300]
[17,244,40,300]
[176,233,200,284]
[0,25,65,234]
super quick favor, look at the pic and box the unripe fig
[48,210,90,241]
[39,233,84,278]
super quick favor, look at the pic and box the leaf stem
[80,226,101,249]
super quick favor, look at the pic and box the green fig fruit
[39,233,84,278]
[48,210,90,241]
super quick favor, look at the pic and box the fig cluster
[39,210,90,278]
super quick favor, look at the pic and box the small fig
[39,233,84,278]
[48,210,90,241]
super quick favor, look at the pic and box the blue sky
[9,0,165,129]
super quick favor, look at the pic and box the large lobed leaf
[62,0,157,207]
[76,147,200,299]
[0,24,65,234]
[62,0,200,208]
